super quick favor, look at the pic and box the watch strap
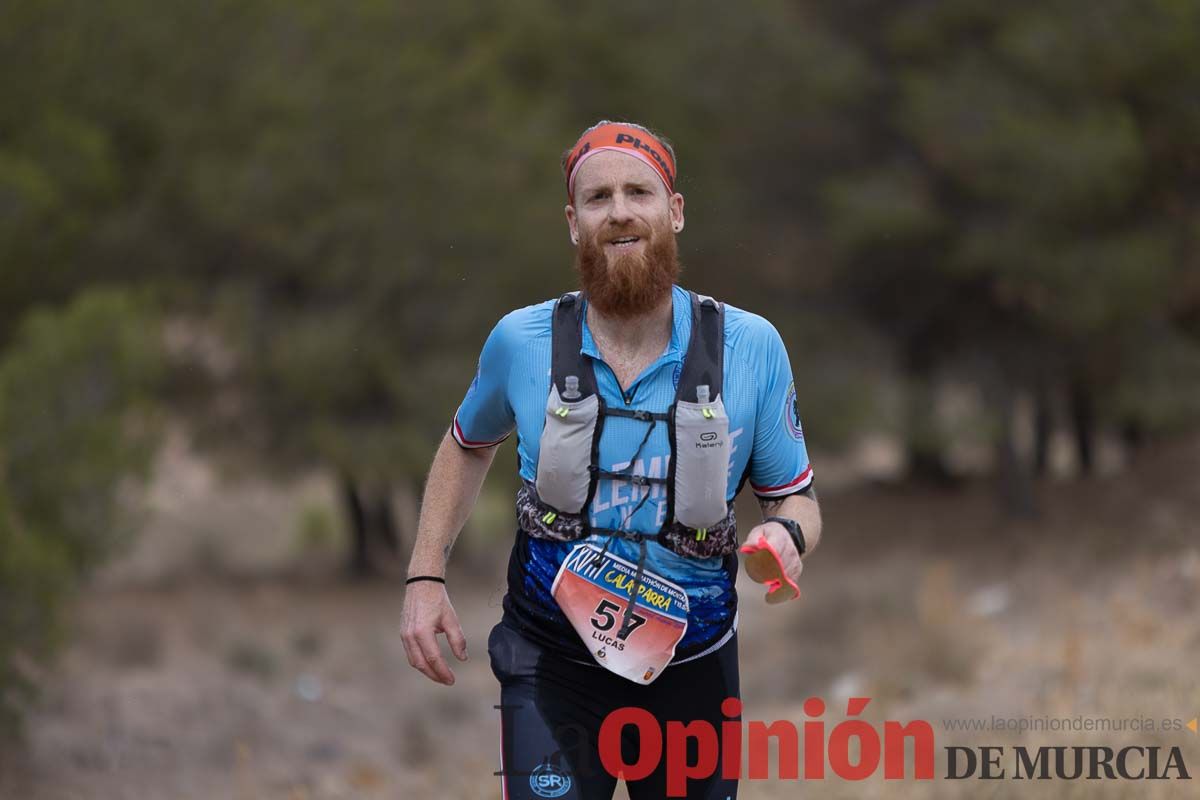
[764,515,806,556]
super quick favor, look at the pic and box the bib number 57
[591,599,646,639]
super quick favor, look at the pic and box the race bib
[551,542,689,684]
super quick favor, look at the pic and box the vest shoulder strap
[676,292,725,402]
[550,292,598,399]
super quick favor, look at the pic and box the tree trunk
[1068,378,1095,475]
[995,381,1036,517]
[341,476,405,579]
[369,491,399,556]
[394,479,419,562]
[1120,417,1144,456]
[1032,378,1052,477]
[341,475,373,578]
[905,375,955,485]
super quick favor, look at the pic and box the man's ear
[670,192,685,233]
[564,204,579,245]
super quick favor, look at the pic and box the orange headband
[564,123,677,201]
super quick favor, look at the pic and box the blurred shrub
[294,502,340,554]
[1111,326,1200,434]
[0,288,163,572]
[0,287,163,735]
[0,491,70,737]
[225,639,279,683]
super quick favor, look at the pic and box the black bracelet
[405,575,446,585]
[764,516,806,556]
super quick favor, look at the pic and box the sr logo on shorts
[530,761,572,797]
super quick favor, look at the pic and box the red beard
[575,222,680,318]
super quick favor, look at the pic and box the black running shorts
[488,619,740,800]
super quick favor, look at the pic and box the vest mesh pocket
[659,506,738,558]
[672,397,731,529]
[534,385,598,514]
[516,481,587,541]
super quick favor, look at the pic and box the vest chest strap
[603,407,671,422]
[588,466,670,486]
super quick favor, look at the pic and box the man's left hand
[739,520,803,604]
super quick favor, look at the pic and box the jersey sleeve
[747,320,814,498]
[451,315,518,449]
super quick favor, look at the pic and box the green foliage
[1111,327,1200,433]
[0,289,164,573]
[0,289,163,735]
[294,502,340,553]
[0,490,71,737]
[826,166,946,255]
[819,0,1200,446]
[0,0,1194,474]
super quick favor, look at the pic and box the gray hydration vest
[515,290,738,559]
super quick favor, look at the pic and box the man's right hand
[400,581,469,685]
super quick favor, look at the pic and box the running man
[401,120,822,799]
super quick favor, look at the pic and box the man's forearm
[759,490,822,556]
[407,429,499,577]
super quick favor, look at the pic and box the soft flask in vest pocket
[535,383,598,513]
[672,391,730,529]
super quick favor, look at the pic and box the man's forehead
[573,150,664,192]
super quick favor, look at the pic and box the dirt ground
[2,437,1199,799]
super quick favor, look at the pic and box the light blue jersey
[453,285,813,657]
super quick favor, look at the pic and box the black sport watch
[764,516,806,557]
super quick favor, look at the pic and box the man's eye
[591,192,608,201]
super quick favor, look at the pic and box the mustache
[591,222,654,243]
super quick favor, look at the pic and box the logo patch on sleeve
[784,381,804,440]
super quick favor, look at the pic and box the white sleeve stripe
[751,467,814,497]
[452,414,511,449]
